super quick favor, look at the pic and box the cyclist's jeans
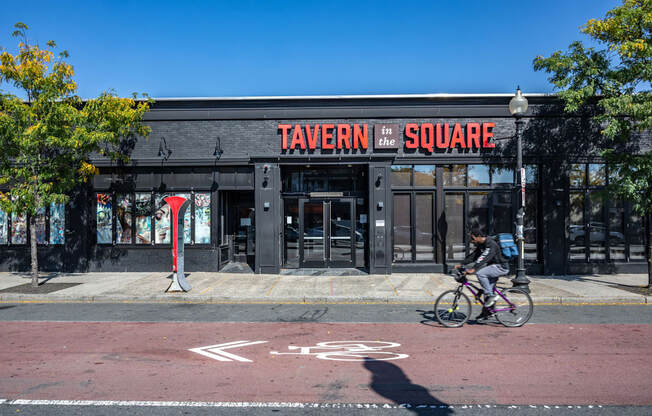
[476,264,509,297]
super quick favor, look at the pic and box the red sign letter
[322,124,335,150]
[466,123,481,148]
[353,124,368,149]
[436,123,449,148]
[305,124,320,149]
[337,124,351,149]
[279,124,292,149]
[449,123,466,148]
[482,123,496,148]
[420,123,435,152]
[290,124,306,149]
[405,123,419,149]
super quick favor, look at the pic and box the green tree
[533,0,652,287]
[0,23,151,287]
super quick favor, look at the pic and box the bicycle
[434,267,533,328]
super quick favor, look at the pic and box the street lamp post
[509,87,531,293]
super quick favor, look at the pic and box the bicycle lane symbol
[270,341,409,362]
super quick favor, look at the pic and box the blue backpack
[494,233,519,260]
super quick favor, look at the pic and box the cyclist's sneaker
[483,294,498,308]
[475,309,492,321]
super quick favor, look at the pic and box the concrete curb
[1,293,649,305]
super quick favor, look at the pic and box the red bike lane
[1,321,651,406]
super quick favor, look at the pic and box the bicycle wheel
[494,288,533,327]
[434,289,472,328]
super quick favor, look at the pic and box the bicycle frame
[458,280,516,314]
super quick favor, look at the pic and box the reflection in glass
[588,164,606,186]
[414,165,435,187]
[50,203,65,245]
[491,166,513,186]
[589,191,605,260]
[568,192,585,261]
[356,197,367,268]
[11,213,27,244]
[415,194,434,261]
[524,192,537,260]
[96,193,112,244]
[0,207,7,244]
[569,164,586,187]
[391,165,412,187]
[443,165,466,187]
[392,194,411,262]
[493,193,512,234]
[629,213,645,261]
[468,165,490,187]
[445,193,465,261]
[194,193,211,244]
[135,193,151,244]
[116,194,133,244]
[177,193,191,243]
[525,165,538,184]
[35,207,47,244]
[284,199,299,267]
[609,200,626,260]
[303,202,324,263]
[468,193,489,236]
[330,201,352,264]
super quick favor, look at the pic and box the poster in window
[0,208,6,244]
[35,207,47,244]
[194,193,211,244]
[11,213,27,244]
[96,193,113,244]
[177,193,191,243]
[135,193,151,244]
[116,194,133,244]
[155,193,191,244]
[49,203,65,244]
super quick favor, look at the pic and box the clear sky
[0,0,617,99]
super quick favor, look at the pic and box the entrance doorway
[299,199,356,268]
[219,191,255,270]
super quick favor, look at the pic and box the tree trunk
[30,214,38,287]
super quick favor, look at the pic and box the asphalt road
[1,303,651,416]
[1,302,651,324]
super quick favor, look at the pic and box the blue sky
[0,0,616,98]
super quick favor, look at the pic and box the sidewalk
[0,271,650,304]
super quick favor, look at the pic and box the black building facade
[0,94,648,275]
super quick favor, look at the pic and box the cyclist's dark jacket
[462,237,508,270]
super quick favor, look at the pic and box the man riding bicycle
[455,227,509,317]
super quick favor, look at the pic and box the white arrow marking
[189,340,267,362]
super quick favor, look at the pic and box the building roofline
[149,93,554,101]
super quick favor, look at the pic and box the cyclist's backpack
[493,233,519,260]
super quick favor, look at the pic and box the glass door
[299,199,354,268]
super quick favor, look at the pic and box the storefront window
[525,165,538,184]
[0,207,7,244]
[11,213,27,244]
[35,207,47,244]
[414,165,435,187]
[468,192,489,234]
[493,193,512,234]
[524,192,537,260]
[609,200,626,261]
[468,165,490,187]
[49,203,65,245]
[135,193,151,244]
[443,165,466,187]
[588,164,606,186]
[445,193,465,261]
[569,164,586,187]
[568,192,585,261]
[629,213,645,260]
[154,194,172,244]
[96,193,113,244]
[491,166,514,186]
[194,193,211,244]
[392,194,411,262]
[415,193,434,261]
[391,165,412,187]
[116,194,133,244]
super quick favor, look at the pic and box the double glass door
[300,199,355,268]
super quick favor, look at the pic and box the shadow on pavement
[363,360,452,415]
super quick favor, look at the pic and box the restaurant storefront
[0,94,648,275]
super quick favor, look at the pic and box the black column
[254,163,281,274]
[369,162,392,274]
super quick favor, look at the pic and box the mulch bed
[0,283,82,294]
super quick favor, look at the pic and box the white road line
[0,399,606,409]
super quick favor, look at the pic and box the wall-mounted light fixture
[375,173,383,188]
[157,136,172,161]
[213,136,223,159]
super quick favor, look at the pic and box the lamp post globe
[510,86,531,293]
